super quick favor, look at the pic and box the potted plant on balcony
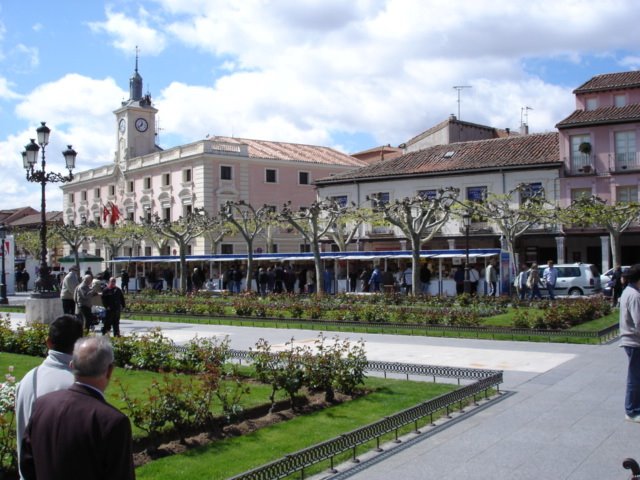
[578,142,592,154]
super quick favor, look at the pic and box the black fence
[225,357,503,480]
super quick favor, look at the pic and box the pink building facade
[557,71,640,267]
[61,65,365,258]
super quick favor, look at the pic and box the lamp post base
[463,279,472,295]
[0,283,7,304]
[25,295,64,325]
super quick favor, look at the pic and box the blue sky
[1,0,639,211]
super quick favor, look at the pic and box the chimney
[505,128,510,136]
[520,123,529,135]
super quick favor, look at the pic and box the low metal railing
[226,359,502,480]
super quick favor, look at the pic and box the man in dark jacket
[20,336,135,480]
[101,277,125,337]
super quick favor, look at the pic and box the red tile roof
[212,136,366,167]
[404,117,500,147]
[10,211,63,227]
[315,133,560,184]
[574,71,640,94]
[556,104,640,128]
[351,145,402,156]
[0,207,39,224]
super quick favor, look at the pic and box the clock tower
[113,52,158,170]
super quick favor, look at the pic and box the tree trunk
[410,235,421,296]
[312,240,323,296]
[610,231,621,269]
[179,242,187,293]
[245,239,254,292]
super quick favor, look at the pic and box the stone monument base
[25,295,64,325]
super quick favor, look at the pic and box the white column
[447,239,456,250]
[555,237,565,264]
[600,235,610,272]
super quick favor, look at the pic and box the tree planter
[578,142,592,154]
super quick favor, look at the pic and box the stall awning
[112,249,500,264]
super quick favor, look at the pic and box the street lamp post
[463,213,471,295]
[23,122,76,296]
[0,224,7,304]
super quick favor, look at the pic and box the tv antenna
[453,85,472,120]
[521,106,533,127]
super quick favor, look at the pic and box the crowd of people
[59,265,125,337]
[514,260,575,301]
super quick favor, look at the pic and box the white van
[549,263,602,297]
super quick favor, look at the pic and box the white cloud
[0,77,22,100]
[620,56,640,70]
[88,7,167,56]
[0,74,127,210]
[4,0,640,210]
[147,0,640,149]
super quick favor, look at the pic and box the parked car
[600,266,630,297]
[548,263,602,297]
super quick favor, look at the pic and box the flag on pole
[102,203,110,223]
[109,202,121,225]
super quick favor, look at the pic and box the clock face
[135,118,149,132]
[118,118,126,133]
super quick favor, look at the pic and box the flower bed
[125,292,508,327]
[124,291,612,331]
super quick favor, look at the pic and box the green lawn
[3,352,459,479]
[136,377,455,480]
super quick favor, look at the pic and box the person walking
[369,266,381,292]
[74,275,98,333]
[20,336,136,480]
[15,269,23,292]
[619,264,640,422]
[527,263,542,300]
[611,264,625,307]
[401,265,413,295]
[359,268,370,292]
[15,315,83,478]
[542,260,558,300]
[516,264,529,300]
[454,265,465,295]
[120,269,130,294]
[60,265,80,315]
[101,277,126,337]
[469,264,480,294]
[306,268,316,294]
[258,267,268,296]
[21,269,30,292]
[485,259,498,296]
[420,263,432,295]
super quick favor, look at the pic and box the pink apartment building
[556,71,640,267]
[60,63,365,258]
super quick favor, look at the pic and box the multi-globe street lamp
[22,122,77,295]
[0,224,7,304]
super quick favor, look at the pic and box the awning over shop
[112,248,500,264]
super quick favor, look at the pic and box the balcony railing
[569,153,595,175]
[614,152,640,172]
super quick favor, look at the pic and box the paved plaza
[5,296,640,479]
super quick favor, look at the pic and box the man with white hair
[74,274,98,333]
[20,336,135,480]
[60,265,80,315]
